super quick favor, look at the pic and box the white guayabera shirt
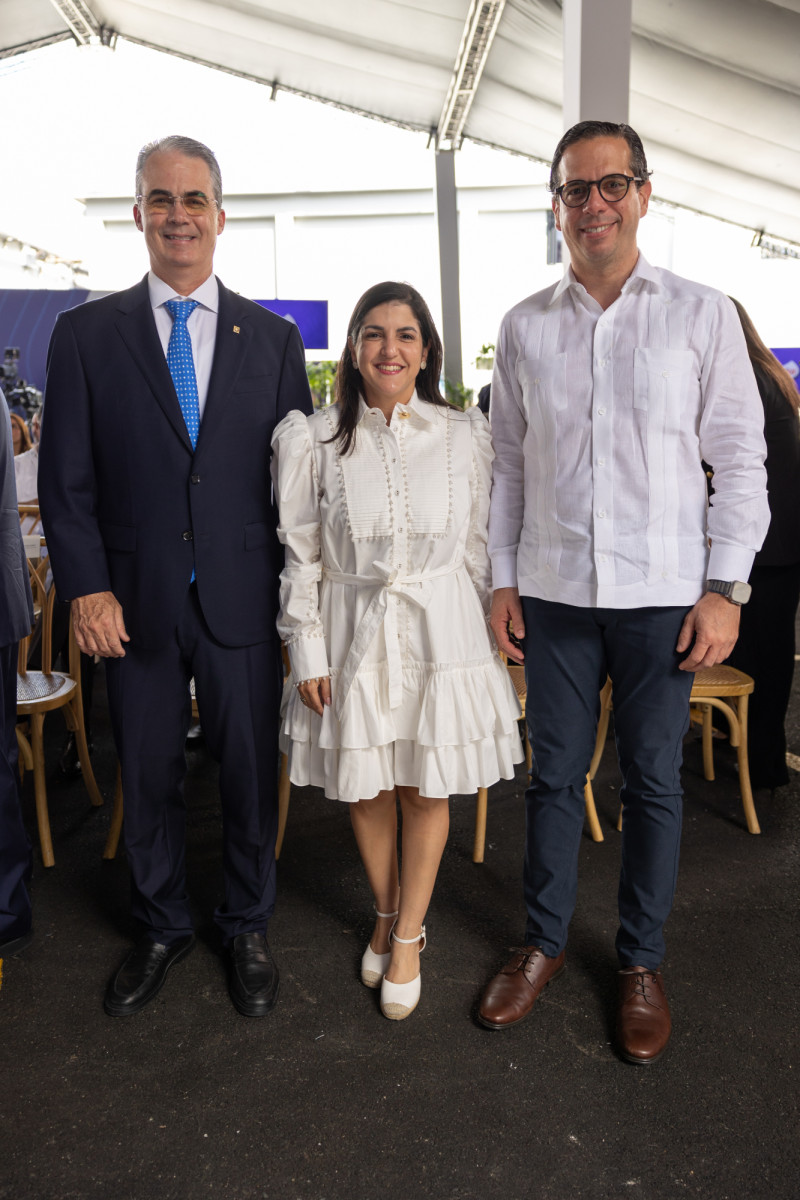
[488,255,770,609]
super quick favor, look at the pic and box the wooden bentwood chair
[472,657,604,863]
[17,551,104,867]
[588,668,760,836]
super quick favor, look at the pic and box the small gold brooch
[233,325,240,334]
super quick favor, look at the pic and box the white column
[434,149,463,386]
[562,0,632,126]
[273,212,295,299]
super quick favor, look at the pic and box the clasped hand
[297,677,331,716]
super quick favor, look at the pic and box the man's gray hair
[135,135,223,207]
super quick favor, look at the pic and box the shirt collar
[549,252,660,307]
[148,270,219,313]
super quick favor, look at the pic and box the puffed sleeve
[270,411,329,683]
[463,406,495,617]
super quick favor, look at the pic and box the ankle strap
[375,906,399,920]
[391,924,426,945]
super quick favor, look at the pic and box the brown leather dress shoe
[478,944,565,1030]
[616,967,671,1064]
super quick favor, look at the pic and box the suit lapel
[195,281,252,454]
[114,277,194,453]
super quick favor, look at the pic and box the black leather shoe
[0,928,33,957]
[228,932,279,1017]
[59,733,93,780]
[104,934,195,1017]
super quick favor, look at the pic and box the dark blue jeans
[521,598,694,969]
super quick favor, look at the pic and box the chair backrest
[18,553,57,676]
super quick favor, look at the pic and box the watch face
[731,581,752,604]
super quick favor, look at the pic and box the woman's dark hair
[548,120,650,193]
[729,296,800,414]
[332,281,448,455]
[10,411,32,455]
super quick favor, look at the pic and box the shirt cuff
[286,636,329,685]
[490,551,519,591]
[706,545,756,583]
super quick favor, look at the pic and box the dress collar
[357,389,439,425]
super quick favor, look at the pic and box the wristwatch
[705,579,752,606]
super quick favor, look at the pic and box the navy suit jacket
[39,277,312,650]
[0,398,34,650]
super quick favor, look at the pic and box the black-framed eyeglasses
[136,192,215,214]
[553,173,651,208]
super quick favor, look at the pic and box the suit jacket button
[182,530,193,541]
[191,474,201,484]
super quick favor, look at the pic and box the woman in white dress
[271,282,522,1020]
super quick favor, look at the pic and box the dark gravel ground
[1,656,798,1200]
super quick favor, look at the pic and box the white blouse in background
[271,392,523,803]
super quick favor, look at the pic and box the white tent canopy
[3,0,800,243]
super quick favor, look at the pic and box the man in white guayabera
[478,120,769,1065]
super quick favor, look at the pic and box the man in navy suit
[39,135,312,1017]
[0,393,35,960]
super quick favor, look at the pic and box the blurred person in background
[727,298,800,795]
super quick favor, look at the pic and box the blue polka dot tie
[165,298,200,449]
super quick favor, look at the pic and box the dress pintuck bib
[271,392,523,803]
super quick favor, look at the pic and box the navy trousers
[521,599,695,969]
[0,641,32,943]
[105,585,283,946]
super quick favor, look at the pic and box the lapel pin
[233,325,240,334]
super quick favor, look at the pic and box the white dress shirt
[488,255,770,608]
[148,271,219,416]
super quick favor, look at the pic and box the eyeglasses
[553,173,650,208]
[136,192,215,214]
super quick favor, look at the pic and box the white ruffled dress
[271,393,523,803]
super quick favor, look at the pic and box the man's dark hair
[548,121,650,193]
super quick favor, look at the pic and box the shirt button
[397,527,403,532]
[395,490,400,496]
[597,510,606,519]
[598,554,607,562]
[597,457,605,466]
[597,407,607,416]
[182,530,193,541]
[191,474,201,484]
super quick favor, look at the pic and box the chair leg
[15,724,33,775]
[734,694,760,835]
[103,766,124,860]
[69,698,104,808]
[583,776,604,842]
[473,787,488,863]
[701,703,715,781]
[30,712,55,868]
[589,679,613,780]
[275,753,291,860]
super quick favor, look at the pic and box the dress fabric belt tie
[324,559,465,720]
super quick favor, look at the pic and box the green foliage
[305,361,338,409]
[479,343,495,356]
[444,379,474,410]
